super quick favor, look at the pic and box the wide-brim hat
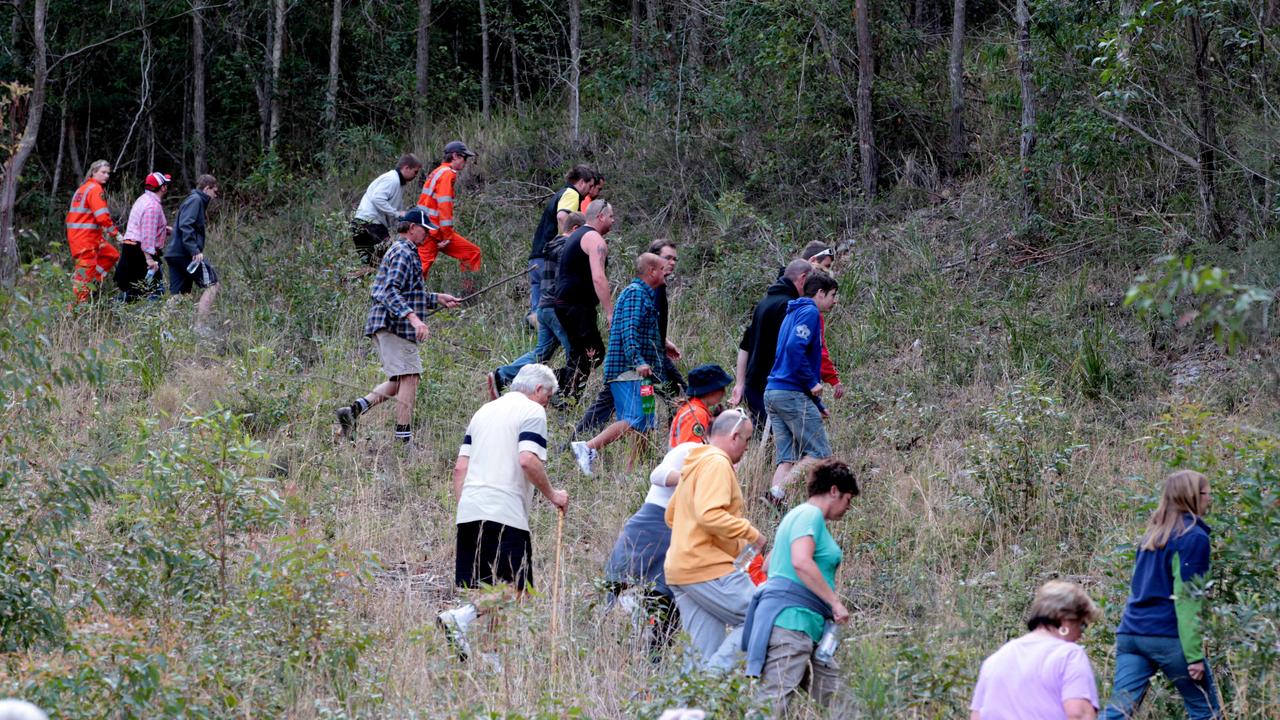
[686,364,733,397]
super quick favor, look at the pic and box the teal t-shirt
[767,502,842,642]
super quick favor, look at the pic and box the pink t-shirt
[970,632,1099,720]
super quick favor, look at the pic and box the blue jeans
[764,389,831,465]
[1102,633,1222,720]
[496,307,570,386]
[610,380,656,432]
[528,258,545,313]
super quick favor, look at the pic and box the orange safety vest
[65,179,117,252]
[670,397,711,448]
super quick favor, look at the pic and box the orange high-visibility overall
[416,163,482,278]
[65,179,120,301]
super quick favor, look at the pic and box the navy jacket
[164,189,210,261]
[1116,513,1212,663]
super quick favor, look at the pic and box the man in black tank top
[553,200,614,401]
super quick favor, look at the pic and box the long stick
[549,507,566,674]
[425,266,533,316]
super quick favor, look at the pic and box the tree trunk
[948,0,966,171]
[855,0,877,201]
[1016,0,1036,220]
[191,0,207,174]
[507,0,521,110]
[0,0,46,285]
[480,0,491,120]
[687,2,704,79]
[325,0,342,132]
[415,0,432,136]
[1187,14,1223,240]
[569,0,581,142]
[267,0,286,155]
[50,98,66,196]
[631,0,643,53]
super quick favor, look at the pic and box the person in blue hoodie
[763,271,839,502]
[1101,469,1222,720]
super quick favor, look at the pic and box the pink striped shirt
[123,190,169,255]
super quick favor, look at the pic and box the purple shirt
[970,632,1099,720]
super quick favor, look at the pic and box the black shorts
[351,220,390,266]
[166,256,218,295]
[455,520,534,590]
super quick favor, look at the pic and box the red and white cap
[143,172,172,190]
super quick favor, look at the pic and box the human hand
[410,315,429,341]
[752,534,767,553]
[437,293,462,308]
[832,600,851,625]
[549,488,569,511]
[729,384,744,406]
[810,383,824,397]
[604,313,612,331]
[145,257,159,271]
[665,340,682,360]
[832,382,846,400]
[193,253,204,263]
[436,239,451,249]
[1188,661,1205,682]
[637,364,653,378]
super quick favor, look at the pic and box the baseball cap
[144,172,172,190]
[399,208,439,230]
[443,140,477,158]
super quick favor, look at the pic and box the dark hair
[566,164,595,184]
[807,459,858,498]
[195,174,218,191]
[396,221,412,234]
[396,153,422,171]
[782,259,812,282]
[803,270,839,297]
[801,241,833,260]
[647,238,676,254]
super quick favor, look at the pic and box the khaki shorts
[758,626,841,713]
[374,330,422,378]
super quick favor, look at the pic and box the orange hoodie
[663,444,761,585]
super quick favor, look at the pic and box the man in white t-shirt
[438,363,569,660]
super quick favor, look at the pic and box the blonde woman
[1102,470,1222,719]
[64,160,121,302]
[970,581,1102,720]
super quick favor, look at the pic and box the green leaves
[1125,254,1274,353]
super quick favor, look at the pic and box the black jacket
[738,276,801,390]
[164,189,210,260]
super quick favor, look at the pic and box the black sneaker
[335,406,357,440]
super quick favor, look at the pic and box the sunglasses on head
[810,248,834,259]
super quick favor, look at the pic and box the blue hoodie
[765,297,822,394]
[1116,513,1211,663]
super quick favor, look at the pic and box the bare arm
[790,536,849,623]
[730,348,749,405]
[520,451,568,510]
[1062,700,1096,720]
[452,456,469,500]
[585,234,612,319]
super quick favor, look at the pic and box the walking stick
[425,266,533,316]
[550,506,566,675]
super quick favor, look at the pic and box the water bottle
[186,259,201,274]
[144,267,157,283]
[814,621,839,664]
[732,544,757,572]
[640,377,656,414]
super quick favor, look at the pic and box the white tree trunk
[325,0,342,132]
[267,0,286,154]
[948,0,966,170]
[0,0,46,285]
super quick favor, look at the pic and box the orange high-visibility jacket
[417,163,469,248]
[65,179,118,252]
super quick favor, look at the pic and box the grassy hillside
[1,102,1278,719]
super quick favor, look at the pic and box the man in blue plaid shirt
[570,253,668,475]
[335,209,460,444]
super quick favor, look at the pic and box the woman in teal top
[757,459,858,711]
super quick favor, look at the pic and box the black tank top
[554,224,598,307]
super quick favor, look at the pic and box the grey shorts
[374,330,422,378]
[764,389,832,465]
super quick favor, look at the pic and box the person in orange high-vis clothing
[416,140,482,282]
[66,160,122,302]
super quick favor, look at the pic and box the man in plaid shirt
[335,209,460,444]
[115,171,171,300]
[570,253,668,475]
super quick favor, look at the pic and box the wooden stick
[425,266,533,316]
[550,507,566,675]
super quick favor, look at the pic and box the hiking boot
[335,406,357,440]
[486,371,501,401]
[570,441,597,476]
[437,603,477,661]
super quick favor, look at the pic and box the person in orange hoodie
[664,409,765,670]
[65,160,122,302]
[417,140,482,285]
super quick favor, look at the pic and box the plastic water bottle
[732,544,757,572]
[815,621,839,663]
[640,377,656,414]
[186,259,201,274]
[144,267,157,283]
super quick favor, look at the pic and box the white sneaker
[437,603,477,660]
[570,441,597,476]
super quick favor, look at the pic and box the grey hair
[510,363,559,396]
[1025,581,1102,630]
[0,700,49,720]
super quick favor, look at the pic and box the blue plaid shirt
[364,237,439,341]
[603,278,666,382]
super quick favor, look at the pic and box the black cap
[686,364,734,398]
[399,208,439,230]
[443,140,477,158]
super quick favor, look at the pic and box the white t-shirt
[455,391,549,532]
[644,442,700,509]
